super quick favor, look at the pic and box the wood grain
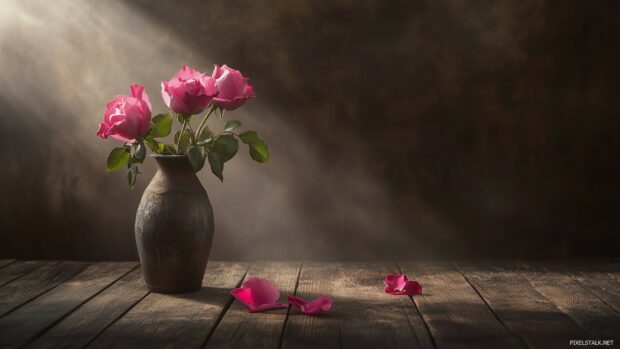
[87,261,248,349]
[0,262,136,349]
[0,260,46,287]
[205,262,300,349]
[455,261,587,349]
[0,260,615,348]
[518,261,620,340]
[399,261,526,349]
[544,259,620,314]
[281,262,433,349]
[0,259,15,269]
[27,267,146,349]
[0,261,87,317]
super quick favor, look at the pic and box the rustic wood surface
[0,259,617,349]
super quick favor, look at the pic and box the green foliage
[208,151,224,181]
[249,139,269,163]
[240,131,269,163]
[151,113,173,138]
[175,129,195,154]
[132,143,146,163]
[212,135,239,162]
[188,145,206,172]
[239,131,258,144]
[177,113,193,124]
[103,106,270,185]
[146,137,165,154]
[106,147,130,172]
[162,144,177,154]
[196,126,214,146]
[127,164,138,188]
[224,120,241,132]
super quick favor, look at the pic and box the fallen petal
[402,280,423,295]
[287,295,333,315]
[250,303,289,313]
[231,277,288,312]
[384,274,423,296]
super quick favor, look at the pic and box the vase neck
[151,156,204,193]
[154,156,194,174]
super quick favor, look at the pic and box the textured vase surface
[135,155,214,293]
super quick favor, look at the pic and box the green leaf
[188,145,206,172]
[239,131,259,144]
[197,126,214,145]
[132,143,146,163]
[212,135,238,162]
[208,151,224,181]
[223,120,241,132]
[146,138,165,153]
[127,164,138,188]
[106,147,130,172]
[175,130,194,154]
[151,113,173,138]
[249,139,269,163]
[162,144,177,154]
[177,114,194,124]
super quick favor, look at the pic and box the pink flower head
[97,84,152,142]
[230,277,288,313]
[287,295,332,315]
[383,274,422,296]
[161,65,218,116]
[212,64,255,110]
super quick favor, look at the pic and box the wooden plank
[0,261,87,317]
[88,261,248,349]
[281,262,434,349]
[0,260,46,287]
[204,262,300,349]
[27,267,147,349]
[455,261,587,349]
[0,259,15,269]
[0,262,136,349]
[519,261,620,340]
[399,261,526,349]
[544,260,620,314]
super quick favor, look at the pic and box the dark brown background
[0,0,618,261]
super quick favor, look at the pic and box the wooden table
[0,259,617,349]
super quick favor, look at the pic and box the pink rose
[97,84,152,142]
[212,65,256,110]
[161,65,218,116]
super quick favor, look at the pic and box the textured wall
[0,0,618,260]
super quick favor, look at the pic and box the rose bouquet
[97,65,268,187]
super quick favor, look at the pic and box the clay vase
[135,155,214,293]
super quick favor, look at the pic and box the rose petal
[402,280,423,295]
[250,303,288,313]
[212,64,255,110]
[230,288,254,310]
[230,277,287,313]
[242,277,280,305]
[99,85,151,141]
[287,295,333,315]
[161,66,214,115]
[384,274,422,296]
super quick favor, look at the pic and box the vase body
[135,155,214,293]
